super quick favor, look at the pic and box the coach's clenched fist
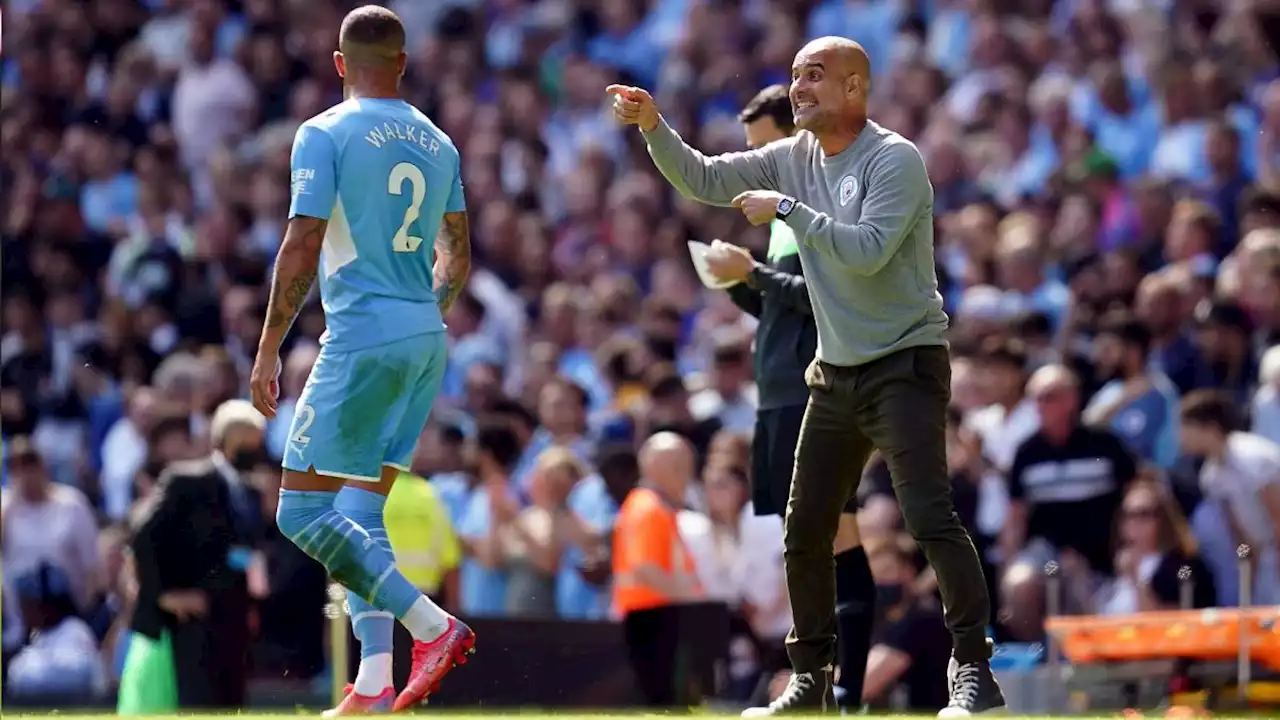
[606,84,659,132]
[732,190,787,226]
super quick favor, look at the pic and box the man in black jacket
[129,399,266,709]
[701,84,874,711]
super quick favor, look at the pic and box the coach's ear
[846,73,863,100]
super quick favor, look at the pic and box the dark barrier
[2,602,733,710]
[346,603,733,708]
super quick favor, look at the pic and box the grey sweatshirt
[644,118,948,367]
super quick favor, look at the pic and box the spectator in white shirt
[6,563,105,699]
[1,437,102,614]
[1251,345,1280,446]
[965,338,1039,558]
[100,387,161,521]
[678,464,789,697]
[1181,390,1280,605]
[170,21,256,192]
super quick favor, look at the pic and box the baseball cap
[11,563,73,604]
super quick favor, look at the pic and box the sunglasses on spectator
[5,452,39,469]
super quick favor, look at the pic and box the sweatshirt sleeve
[783,141,931,276]
[747,265,813,315]
[643,118,786,206]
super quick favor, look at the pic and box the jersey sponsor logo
[291,168,316,196]
[838,174,858,206]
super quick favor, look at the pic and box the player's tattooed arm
[433,211,471,314]
[260,215,326,354]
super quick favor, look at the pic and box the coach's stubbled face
[789,48,853,132]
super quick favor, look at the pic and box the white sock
[399,595,451,643]
[352,652,393,695]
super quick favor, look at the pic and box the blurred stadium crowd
[3,0,1280,710]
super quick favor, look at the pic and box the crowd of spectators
[3,0,1280,711]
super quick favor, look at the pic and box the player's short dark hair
[1097,310,1152,358]
[739,85,795,134]
[475,416,522,471]
[339,5,406,64]
[1180,390,1241,433]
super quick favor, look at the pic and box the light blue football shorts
[281,331,446,482]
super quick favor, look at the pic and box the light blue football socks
[333,486,396,692]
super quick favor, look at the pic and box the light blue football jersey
[288,97,464,351]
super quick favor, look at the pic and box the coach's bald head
[639,432,694,504]
[790,37,871,153]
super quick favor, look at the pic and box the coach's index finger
[731,192,750,208]
[605,84,649,102]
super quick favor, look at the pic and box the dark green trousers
[783,345,991,671]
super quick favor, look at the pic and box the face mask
[230,448,264,472]
[875,583,905,609]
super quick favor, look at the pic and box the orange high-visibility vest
[612,486,698,616]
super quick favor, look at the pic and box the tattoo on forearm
[433,212,471,314]
[264,217,326,332]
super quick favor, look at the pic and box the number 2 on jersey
[387,161,427,253]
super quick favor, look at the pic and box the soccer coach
[608,37,1002,717]
[704,84,874,712]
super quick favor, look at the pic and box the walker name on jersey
[365,120,440,155]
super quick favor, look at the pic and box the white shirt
[7,617,105,696]
[100,418,147,522]
[171,58,256,173]
[1200,432,1280,550]
[689,387,758,434]
[967,399,1041,537]
[1097,552,1162,616]
[1,485,102,610]
[1252,385,1280,447]
[678,504,791,639]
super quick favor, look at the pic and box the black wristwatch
[775,196,797,220]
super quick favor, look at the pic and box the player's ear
[396,51,408,79]
[333,51,346,79]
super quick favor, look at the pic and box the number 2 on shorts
[290,403,316,448]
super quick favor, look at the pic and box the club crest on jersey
[838,175,858,206]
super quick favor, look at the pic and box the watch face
[778,198,795,215]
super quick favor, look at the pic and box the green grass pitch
[0,707,1126,712]
[0,714,1126,719]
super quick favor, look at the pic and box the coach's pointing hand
[732,190,786,226]
[606,85,659,132]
